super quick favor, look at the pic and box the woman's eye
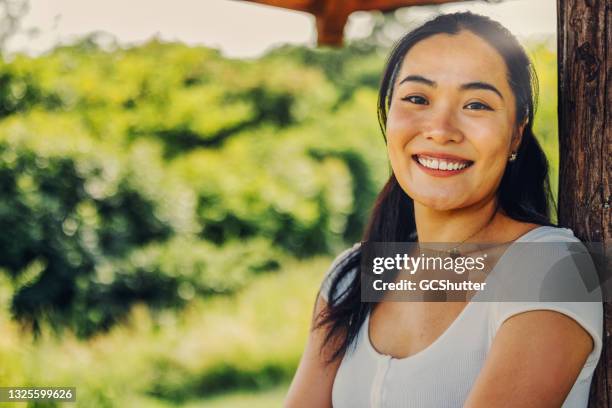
[464,102,493,111]
[401,95,429,105]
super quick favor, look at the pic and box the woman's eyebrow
[398,75,435,87]
[460,81,504,100]
[398,75,504,101]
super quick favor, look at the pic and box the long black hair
[316,11,556,363]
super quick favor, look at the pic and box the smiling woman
[387,29,525,213]
[284,11,603,408]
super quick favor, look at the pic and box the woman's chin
[411,192,471,212]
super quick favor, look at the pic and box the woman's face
[386,30,525,211]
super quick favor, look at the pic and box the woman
[285,12,603,408]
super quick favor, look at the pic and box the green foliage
[0,256,327,407]
[265,42,386,105]
[0,126,284,335]
[71,237,283,337]
[0,125,194,334]
[171,125,362,255]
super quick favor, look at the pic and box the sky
[6,0,556,58]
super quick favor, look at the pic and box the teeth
[416,155,470,171]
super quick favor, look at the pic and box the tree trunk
[557,0,611,406]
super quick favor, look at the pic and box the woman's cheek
[386,108,418,139]
[386,113,418,165]
[469,129,512,191]
[387,108,410,135]
[387,138,408,180]
[465,116,511,153]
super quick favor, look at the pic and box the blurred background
[0,0,557,406]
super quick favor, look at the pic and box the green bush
[0,122,194,335]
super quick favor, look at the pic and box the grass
[198,383,289,408]
[128,383,289,408]
[0,255,333,407]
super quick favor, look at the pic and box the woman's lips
[411,154,474,177]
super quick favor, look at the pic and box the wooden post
[557,0,611,406]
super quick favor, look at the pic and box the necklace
[446,208,498,257]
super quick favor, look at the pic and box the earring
[509,152,518,162]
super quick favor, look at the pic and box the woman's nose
[422,106,464,144]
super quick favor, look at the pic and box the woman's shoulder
[319,242,361,303]
[514,224,580,243]
[504,225,590,285]
[329,242,362,271]
[490,226,603,380]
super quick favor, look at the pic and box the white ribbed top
[319,226,603,407]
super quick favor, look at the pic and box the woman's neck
[414,197,502,243]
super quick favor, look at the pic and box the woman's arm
[284,295,344,408]
[464,310,594,408]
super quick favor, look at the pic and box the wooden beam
[240,0,469,45]
[242,0,317,13]
[348,0,477,12]
[557,0,611,406]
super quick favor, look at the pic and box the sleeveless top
[319,226,603,408]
